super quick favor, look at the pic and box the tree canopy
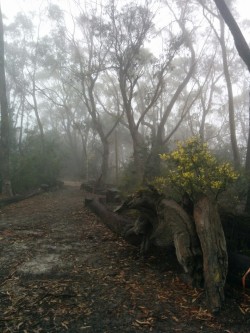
[0,0,249,200]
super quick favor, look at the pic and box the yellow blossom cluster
[156,137,239,199]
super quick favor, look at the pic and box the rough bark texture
[85,189,249,312]
[158,199,203,287]
[194,196,228,313]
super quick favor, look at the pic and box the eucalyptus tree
[105,1,153,183]
[141,0,197,179]
[27,4,92,178]
[107,0,187,183]
[5,11,47,151]
[4,6,76,188]
[197,0,241,169]
[210,0,250,211]
[195,56,222,142]
[181,47,229,147]
[65,3,124,184]
[0,6,13,196]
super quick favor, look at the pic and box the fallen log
[86,192,203,288]
[85,190,250,313]
[85,197,141,246]
[0,189,43,208]
[0,181,64,209]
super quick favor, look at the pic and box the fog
[0,0,250,193]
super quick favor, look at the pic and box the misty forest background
[0,0,250,208]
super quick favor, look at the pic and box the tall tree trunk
[211,0,250,210]
[101,139,109,185]
[63,115,82,176]
[132,132,146,185]
[219,19,240,169]
[119,70,146,184]
[198,1,241,169]
[18,97,25,154]
[0,6,13,197]
[213,0,250,72]
[31,78,44,152]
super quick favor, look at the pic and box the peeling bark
[159,199,203,287]
[194,196,228,312]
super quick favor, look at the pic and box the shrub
[11,132,62,193]
[154,137,239,201]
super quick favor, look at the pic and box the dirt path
[0,184,249,332]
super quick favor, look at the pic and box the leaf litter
[0,183,249,332]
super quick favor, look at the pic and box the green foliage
[154,137,239,201]
[11,132,62,193]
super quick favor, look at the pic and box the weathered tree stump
[159,199,203,287]
[194,196,228,313]
[85,188,249,312]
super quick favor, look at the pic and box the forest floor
[0,182,249,333]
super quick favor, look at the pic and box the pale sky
[237,0,250,18]
[1,0,250,20]
[1,0,250,43]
